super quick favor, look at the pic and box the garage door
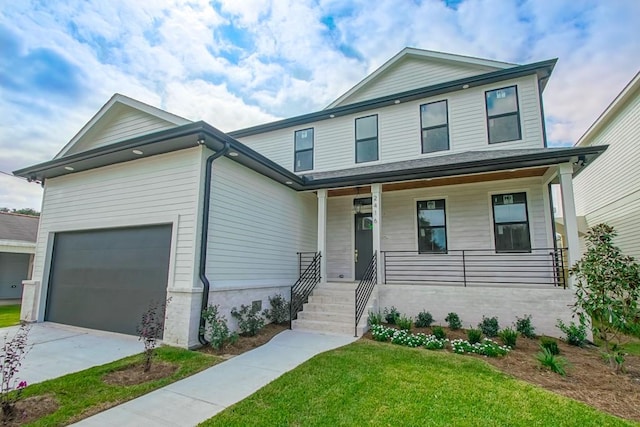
[45,224,172,336]
[0,253,30,299]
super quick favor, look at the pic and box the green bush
[478,316,500,337]
[540,337,560,355]
[556,319,587,347]
[231,304,265,337]
[370,324,394,342]
[415,311,434,328]
[368,310,383,326]
[432,326,447,340]
[466,328,482,344]
[396,315,413,331]
[515,315,536,338]
[536,347,569,376]
[445,312,462,330]
[201,304,238,350]
[383,306,400,325]
[262,294,290,324]
[451,338,510,357]
[499,328,518,348]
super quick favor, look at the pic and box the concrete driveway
[0,322,142,385]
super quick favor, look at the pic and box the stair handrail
[290,251,322,328]
[354,251,377,337]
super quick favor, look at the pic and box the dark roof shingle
[0,213,39,242]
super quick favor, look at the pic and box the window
[485,86,521,144]
[420,100,449,153]
[417,200,447,253]
[294,128,313,171]
[355,115,378,163]
[492,192,531,252]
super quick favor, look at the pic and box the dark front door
[354,213,373,280]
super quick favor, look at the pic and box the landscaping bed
[198,323,288,357]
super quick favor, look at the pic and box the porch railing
[382,248,568,288]
[290,251,322,328]
[297,252,317,277]
[355,251,377,337]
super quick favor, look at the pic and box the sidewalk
[72,330,357,426]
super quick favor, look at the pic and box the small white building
[0,212,38,302]
[14,48,606,347]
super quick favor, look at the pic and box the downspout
[198,140,231,345]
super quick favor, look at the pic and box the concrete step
[292,319,364,336]
[302,302,354,313]
[312,287,356,297]
[297,310,353,323]
[308,294,356,304]
[317,282,358,290]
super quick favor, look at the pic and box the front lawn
[202,340,634,426]
[19,346,219,426]
[0,304,21,327]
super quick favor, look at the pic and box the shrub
[556,319,587,347]
[515,315,536,338]
[231,304,265,337]
[137,298,170,373]
[432,326,447,340]
[201,304,238,350]
[262,294,289,324]
[396,315,413,331]
[415,310,434,328]
[0,324,30,421]
[383,306,400,325]
[536,347,569,376]
[499,328,518,348]
[368,310,383,326]
[540,337,560,355]
[445,312,462,330]
[451,338,510,357]
[423,335,448,350]
[478,316,500,337]
[370,324,395,342]
[369,325,446,349]
[467,328,483,344]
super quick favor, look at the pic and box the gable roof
[326,47,517,109]
[54,94,192,159]
[575,71,640,147]
[0,212,39,243]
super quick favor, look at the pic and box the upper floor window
[492,192,531,252]
[420,100,449,153]
[355,115,378,163]
[294,128,314,171]
[417,199,447,253]
[485,86,521,144]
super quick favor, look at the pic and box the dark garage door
[45,224,172,336]
[0,253,30,299]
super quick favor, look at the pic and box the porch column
[559,163,580,288]
[371,184,382,284]
[317,189,327,282]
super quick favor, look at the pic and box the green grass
[623,339,640,356]
[202,341,636,427]
[21,346,218,426]
[0,304,21,327]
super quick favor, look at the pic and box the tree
[0,208,39,216]
[571,223,640,372]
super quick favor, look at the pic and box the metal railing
[382,248,568,288]
[290,251,322,328]
[297,252,317,277]
[355,251,377,337]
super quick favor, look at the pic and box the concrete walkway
[73,330,357,426]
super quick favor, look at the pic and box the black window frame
[491,192,532,253]
[420,100,449,154]
[416,199,447,254]
[485,85,522,144]
[294,128,314,172]
[355,114,379,163]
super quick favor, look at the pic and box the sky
[0,0,638,211]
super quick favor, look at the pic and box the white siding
[206,157,317,287]
[66,104,178,155]
[237,75,543,173]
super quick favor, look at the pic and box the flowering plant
[1,324,30,421]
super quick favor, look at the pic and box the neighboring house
[0,212,38,302]
[574,71,640,258]
[14,48,605,347]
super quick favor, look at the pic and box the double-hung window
[485,86,521,144]
[417,200,447,253]
[294,128,313,172]
[355,115,378,163]
[420,100,449,153]
[492,192,531,252]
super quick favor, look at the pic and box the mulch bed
[365,325,640,422]
[103,360,179,386]
[198,323,288,357]
[1,394,58,426]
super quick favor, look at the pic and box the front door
[354,213,373,280]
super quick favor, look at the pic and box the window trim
[293,127,314,172]
[416,198,448,254]
[355,114,379,163]
[420,100,449,154]
[485,85,522,144]
[490,191,532,253]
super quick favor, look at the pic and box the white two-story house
[14,48,605,347]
